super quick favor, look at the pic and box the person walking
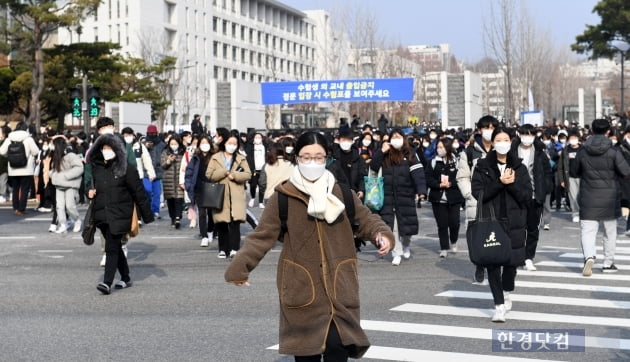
[425,137,464,258]
[471,127,532,322]
[49,136,84,234]
[184,135,216,247]
[246,132,267,209]
[225,131,394,361]
[557,130,583,224]
[571,119,630,275]
[259,142,293,202]
[161,134,186,229]
[144,124,165,219]
[86,134,154,295]
[205,133,251,258]
[618,126,630,236]
[370,128,426,266]
[328,130,367,199]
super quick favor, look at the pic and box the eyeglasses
[297,154,327,164]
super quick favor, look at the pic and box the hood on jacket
[8,130,30,142]
[584,134,612,156]
[87,133,127,177]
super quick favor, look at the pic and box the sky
[281,0,602,64]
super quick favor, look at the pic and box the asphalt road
[1,200,629,361]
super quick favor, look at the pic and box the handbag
[81,200,97,246]
[466,192,512,266]
[363,167,384,211]
[199,181,225,210]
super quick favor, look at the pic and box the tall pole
[621,52,625,117]
[82,75,89,134]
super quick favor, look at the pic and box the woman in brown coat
[225,132,394,361]
[205,132,251,258]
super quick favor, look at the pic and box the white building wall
[464,70,483,130]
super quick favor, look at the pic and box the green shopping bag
[364,168,384,211]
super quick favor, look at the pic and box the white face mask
[340,141,353,151]
[49,144,55,151]
[437,149,447,157]
[170,145,179,152]
[390,138,404,149]
[225,144,238,154]
[429,133,437,140]
[482,129,494,142]
[453,142,460,149]
[124,136,134,144]
[569,139,579,146]
[362,140,371,147]
[422,142,430,148]
[285,146,294,154]
[254,138,263,145]
[612,140,618,146]
[298,161,327,181]
[626,138,630,146]
[42,145,49,152]
[199,143,211,153]
[100,128,115,135]
[494,141,511,155]
[102,149,116,160]
[520,136,534,147]
[543,140,551,146]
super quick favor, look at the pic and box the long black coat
[328,144,367,195]
[617,140,630,201]
[471,150,532,266]
[88,134,154,235]
[511,138,553,204]
[571,134,630,220]
[370,148,427,236]
[425,156,464,205]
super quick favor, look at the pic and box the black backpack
[278,183,364,251]
[7,141,27,168]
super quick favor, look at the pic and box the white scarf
[289,166,345,224]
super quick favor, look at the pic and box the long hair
[195,135,214,165]
[51,137,68,172]
[266,142,285,165]
[382,128,414,167]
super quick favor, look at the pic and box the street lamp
[610,41,629,116]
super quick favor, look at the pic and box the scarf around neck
[288,166,345,224]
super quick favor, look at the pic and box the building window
[241,49,246,64]
[125,23,129,45]
[222,20,227,35]
[167,3,176,25]
[214,66,219,79]
[223,68,228,80]
[116,0,120,18]
[94,27,98,42]
[241,25,246,40]
[232,46,237,61]
[223,44,228,59]
[213,41,218,56]
[212,17,218,32]
[231,23,236,38]
[233,70,237,79]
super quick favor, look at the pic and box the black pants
[98,223,129,286]
[249,171,265,203]
[431,202,461,250]
[486,265,517,305]
[294,322,351,362]
[525,199,543,260]
[166,197,184,223]
[215,221,241,253]
[197,205,214,237]
[11,176,31,212]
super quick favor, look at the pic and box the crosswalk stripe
[596,246,630,253]
[518,269,630,282]
[515,280,630,294]
[559,253,630,261]
[391,303,630,328]
[536,260,630,271]
[435,290,630,309]
[266,343,563,361]
[360,320,630,351]
[0,236,35,239]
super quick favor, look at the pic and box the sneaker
[154,212,162,220]
[72,219,82,233]
[217,251,227,259]
[503,292,512,311]
[439,250,448,258]
[583,257,595,277]
[229,250,237,258]
[492,304,506,323]
[175,218,181,229]
[0,195,5,203]
[48,224,57,233]
[114,280,132,289]
[189,219,197,228]
[402,247,411,259]
[572,216,580,223]
[55,224,67,234]
[37,207,52,212]
[122,245,128,258]
[96,282,111,295]
[200,237,209,247]
[543,224,550,230]
[259,203,265,209]
[100,254,106,267]
[450,243,458,253]
[602,264,618,273]
[474,266,485,283]
[391,256,402,266]
[248,199,255,208]
[524,259,537,271]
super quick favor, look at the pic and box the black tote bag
[199,181,225,210]
[81,200,97,245]
[466,192,512,266]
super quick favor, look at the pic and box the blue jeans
[143,178,162,214]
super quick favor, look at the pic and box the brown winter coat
[224,181,395,358]
[205,152,251,223]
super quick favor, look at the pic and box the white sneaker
[48,224,57,232]
[543,224,550,230]
[99,254,106,267]
[55,224,67,234]
[248,199,255,208]
[258,203,265,209]
[402,247,411,259]
[583,257,594,277]
[0,195,5,203]
[229,250,237,258]
[189,219,197,228]
[217,251,226,259]
[200,237,209,247]
[439,250,448,258]
[122,245,128,258]
[72,219,82,233]
[524,259,536,271]
[492,304,506,322]
[392,256,401,266]
[572,216,580,223]
[450,243,458,253]
[503,292,512,311]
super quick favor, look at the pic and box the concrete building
[58,0,317,132]
[408,43,459,73]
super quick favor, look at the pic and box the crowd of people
[1,113,630,356]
